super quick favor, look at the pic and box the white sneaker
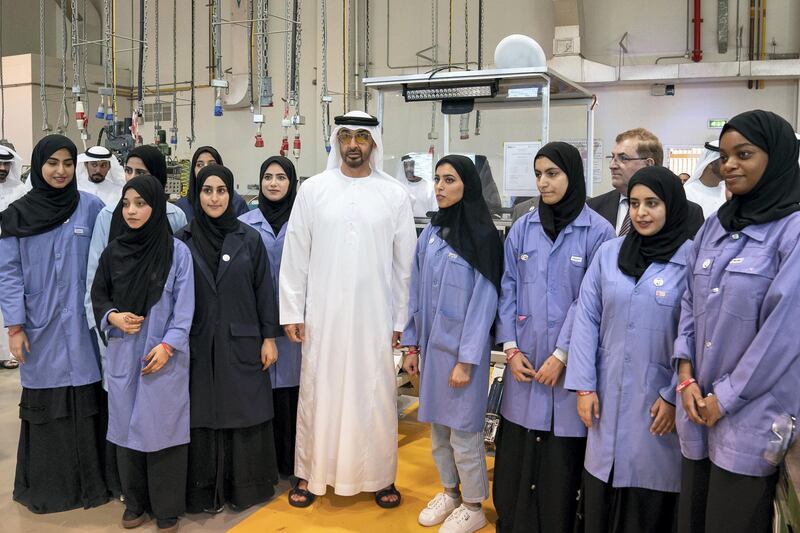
[418,492,461,527]
[438,504,487,533]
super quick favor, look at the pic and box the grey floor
[0,369,290,532]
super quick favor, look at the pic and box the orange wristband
[577,390,594,396]
[505,349,521,363]
[160,342,173,357]
[8,326,22,337]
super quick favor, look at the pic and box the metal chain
[0,0,5,140]
[57,0,69,132]
[293,0,302,114]
[284,0,291,106]
[363,0,370,112]
[464,0,469,69]
[476,0,485,134]
[256,0,269,108]
[447,0,453,68]
[154,0,161,129]
[429,0,438,136]
[320,0,330,143]
[82,0,88,97]
[189,0,196,147]
[103,0,111,88]
[248,0,255,109]
[139,0,149,115]
[212,0,221,80]
[39,0,50,131]
[71,0,80,91]
[172,0,178,140]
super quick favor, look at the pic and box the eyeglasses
[337,129,372,145]
[605,154,649,164]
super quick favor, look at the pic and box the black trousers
[117,444,188,520]
[582,468,678,533]
[14,383,109,514]
[493,417,586,533]
[186,421,278,513]
[272,386,299,477]
[677,457,777,533]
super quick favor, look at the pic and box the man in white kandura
[280,110,416,509]
[0,144,28,369]
[75,145,125,207]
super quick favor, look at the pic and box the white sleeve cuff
[553,347,568,365]
[503,341,518,352]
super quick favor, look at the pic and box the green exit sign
[708,119,727,129]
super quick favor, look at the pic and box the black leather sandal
[288,485,316,508]
[375,484,402,509]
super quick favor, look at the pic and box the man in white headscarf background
[683,140,725,219]
[0,145,29,368]
[279,111,416,508]
[76,145,125,206]
[395,153,438,218]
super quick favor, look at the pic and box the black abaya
[493,417,585,533]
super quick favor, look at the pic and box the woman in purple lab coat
[0,134,107,514]
[239,156,301,479]
[674,110,800,533]
[401,155,503,533]
[91,175,194,532]
[566,166,690,533]
[493,142,615,533]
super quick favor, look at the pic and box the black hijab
[617,166,690,280]
[109,145,169,241]
[91,175,174,326]
[430,155,504,293]
[0,134,80,238]
[258,156,298,235]
[534,142,587,241]
[190,164,240,277]
[187,146,223,209]
[716,110,800,231]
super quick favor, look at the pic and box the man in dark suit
[511,196,539,223]
[588,128,704,237]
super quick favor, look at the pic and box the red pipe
[692,0,703,62]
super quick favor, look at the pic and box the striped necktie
[619,203,632,236]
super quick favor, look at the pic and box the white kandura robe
[279,168,416,496]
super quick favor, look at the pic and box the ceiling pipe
[692,0,703,62]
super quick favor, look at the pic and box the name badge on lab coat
[73,227,85,235]
[730,257,744,265]
[570,256,583,265]
[520,254,529,261]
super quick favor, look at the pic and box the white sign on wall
[503,142,541,196]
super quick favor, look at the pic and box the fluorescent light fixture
[403,82,498,102]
